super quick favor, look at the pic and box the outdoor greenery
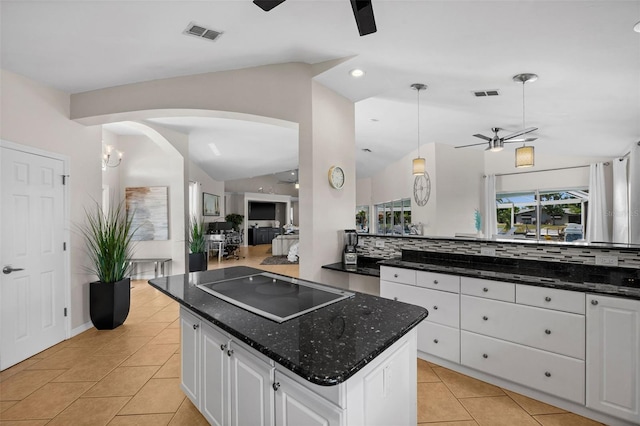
[80,200,135,283]
[225,213,244,231]
[189,217,207,254]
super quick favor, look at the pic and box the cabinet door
[274,370,344,426]
[230,342,275,426]
[201,323,231,426]
[180,308,201,407]
[586,294,640,423]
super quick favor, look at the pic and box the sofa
[272,234,299,256]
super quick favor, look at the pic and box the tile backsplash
[358,235,640,269]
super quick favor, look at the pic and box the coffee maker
[343,229,358,265]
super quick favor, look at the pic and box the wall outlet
[480,247,496,256]
[595,255,619,267]
[375,240,385,248]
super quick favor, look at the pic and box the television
[249,202,276,220]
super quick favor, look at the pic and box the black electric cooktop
[196,272,354,322]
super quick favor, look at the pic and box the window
[375,198,412,235]
[188,181,198,219]
[355,205,369,233]
[496,189,588,242]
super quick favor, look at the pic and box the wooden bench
[128,258,172,278]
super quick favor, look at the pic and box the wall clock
[413,173,431,206]
[328,166,345,189]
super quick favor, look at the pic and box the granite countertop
[322,256,382,277]
[380,250,640,300]
[148,266,427,386]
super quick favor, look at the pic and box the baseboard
[70,321,93,337]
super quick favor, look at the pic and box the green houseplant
[188,217,208,272]
[80,200,135,330]
[225,213,244,232]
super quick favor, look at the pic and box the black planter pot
[189,252,208,272]
[89,278,130,330]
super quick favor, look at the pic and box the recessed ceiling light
[635,21,640,32]
[208,143,221,156]
[349,69,365,78]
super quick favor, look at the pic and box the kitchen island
[149,266,428,426]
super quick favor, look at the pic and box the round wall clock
[328,166,345,189]
[413,173,431,206]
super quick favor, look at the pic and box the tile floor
[0,245,604,425]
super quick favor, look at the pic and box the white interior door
[1,145,67,370]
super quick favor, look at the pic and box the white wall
[0,69,102,331]
[225,174,299,197]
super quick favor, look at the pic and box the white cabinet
[586,294,640,424]
[201,324,230,426]
[180,308,201,405]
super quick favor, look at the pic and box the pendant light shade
[515,145,535,168]
[411,83,428,175]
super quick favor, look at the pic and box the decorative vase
[89,278,130,330]
[189,252,208,272]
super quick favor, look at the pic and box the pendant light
[411,83,427,175]
[513,73,537,168]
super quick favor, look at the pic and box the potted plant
[80,200,135,330]
[189,217,208,272]
[225,213,244,232]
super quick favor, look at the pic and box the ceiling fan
[454,127,538,152]
[253,0,377,36]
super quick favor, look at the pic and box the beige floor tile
[417,359,441,383]
[65,331,123,349]
[24,347,96,371]
[417,382,473,423]
[168,398,209,426]
[154,354,180,379]
[533,413,606,426]
[503,389,566,415]
[119,323,169,337]
[83,366,159,397]
[0,420,49,425]
[46,397,129,426]
[0,400,18,413]
[122,344,179,367]
[166,319,180,329]
[0,360,41,384]
[28,341,70,360]
[434,367,505,398]
[118,378,185,415]
[0,370,66,401]
[98,336,153,357]
[107,413,173,426]
[148,328,180,345]
[419,422,478,426]
[0,382,93,420]
[460,395,540,426]
[51,355,126,383]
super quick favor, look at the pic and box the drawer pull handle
[545,296,552,302]
[433,339,439,344]
[193,324,199,330]
[272,382,280,391]
[394,274,399,278]
[545,329,551,335]
[433,306,438,310]
[482,353,488,359]
[483,287,489,292]
[393,297,398,301]
[591,300,599,306]
[227,349,234,357]
[220,344,227,351]
[545,372,551,378]
[433,280,439,285]
[482,316,488,321]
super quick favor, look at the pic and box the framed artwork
[125,186,169,241]
[203,192,220,216]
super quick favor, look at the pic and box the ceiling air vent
[184,22,223,42]
[473,90,500,97]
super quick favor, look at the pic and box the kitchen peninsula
[148,266,427,426]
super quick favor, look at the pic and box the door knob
[3,266,24,275]
[272,382,280,391]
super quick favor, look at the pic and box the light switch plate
[595,255,618,266]
[375,240,385,248]
[480,247,496,256]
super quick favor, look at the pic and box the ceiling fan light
[489,146,504,153]
[515,145,535,168]
[412,157,426,175]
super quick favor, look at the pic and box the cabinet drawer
[461,331,585,404]
[461,295,585,359]
[418,322,460,363]
[417,271,460,293]
[380,266,416,285]
[516,285,585,314]
[381,282,458,328]
[461,277,515,302]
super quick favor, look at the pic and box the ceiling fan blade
[472,133,492,142]
[504,137,538,144]
[350,0,377,36]
[455,142,489,149]
[502,127,538,141]
[253,0,286,12]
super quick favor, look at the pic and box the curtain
[483,174,497,238]
[612,158,629,244]
[630,142,640,244]
[586,163,610,243]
